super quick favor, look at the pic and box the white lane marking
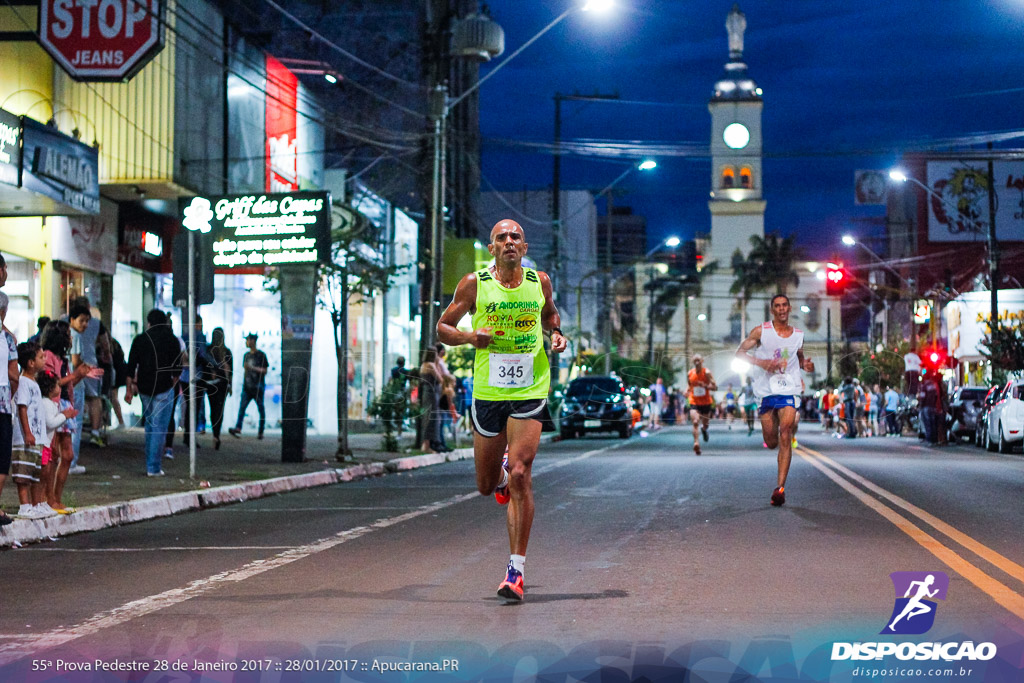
[22,546,300,552]
[0,441,624,666]
[209,506,430,512]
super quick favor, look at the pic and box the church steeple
[707,2,765,265]
[712,4,761,103]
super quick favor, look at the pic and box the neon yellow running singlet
[472,267,550,401]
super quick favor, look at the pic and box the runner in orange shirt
[687,354,717,455]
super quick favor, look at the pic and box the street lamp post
[643,236,680,366]
[890,168,999,332]
[423,1,614,355]
[597,159,657,372]
[842,234,921,347]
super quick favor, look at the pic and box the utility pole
[552,92,619,380]
[986,144,1000,332]
[604,190,615,374]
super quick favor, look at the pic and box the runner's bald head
[490,219,524,243]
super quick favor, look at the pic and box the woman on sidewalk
[204,328,233,450]
[418,348,441,453]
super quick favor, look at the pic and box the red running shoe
[494,450,511,505]
[770,486,786,507]
[497,564,524,602]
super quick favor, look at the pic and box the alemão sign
[38,0,166,81]
[180,191,331,271]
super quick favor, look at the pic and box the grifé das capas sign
[180,191,331,271]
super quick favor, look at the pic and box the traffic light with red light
[921,345,947,371]
[825,262,847,296]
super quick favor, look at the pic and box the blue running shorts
[759,395,797,416]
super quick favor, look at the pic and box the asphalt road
[2,424,1023,682]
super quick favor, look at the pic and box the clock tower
[708,3,765,265]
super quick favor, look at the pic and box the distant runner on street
[686,354,716,455]
[437,219,567,602]
[735,294,814,506]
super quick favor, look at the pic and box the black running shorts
[471,398,548,438]
[0,413,10,475]
[689,404,713,416]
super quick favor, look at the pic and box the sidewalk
[0,424,483,548]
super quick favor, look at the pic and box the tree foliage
[980,323,1024,385]
[746,232,803,295]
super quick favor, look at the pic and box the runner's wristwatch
[550,327,563,336]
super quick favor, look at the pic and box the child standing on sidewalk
[11,342,57,519]
[36,371,77,514]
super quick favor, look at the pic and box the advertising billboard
[925,160,1024,243]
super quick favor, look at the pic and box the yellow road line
[795,447,1024,625]
[805,445,1024,587]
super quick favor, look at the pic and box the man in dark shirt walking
[124,310,183,476]
[229,333,268,439]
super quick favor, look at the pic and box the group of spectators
[122,310,270,476]
[0,253,121,522]
[816,370,947,444]
[818,378,901,438]
[0,250,273,522]
[390,344,473,454]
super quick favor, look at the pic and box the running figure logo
[881,571,949,635]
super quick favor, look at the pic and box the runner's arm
[438,273,492,349]
[735,325,781,372]
[538,271,567,353]
[797,345,815,372]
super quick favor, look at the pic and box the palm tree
[729,248,763,338]
[679,260,718,362]
[747,232,802,295]
[652,281,685,357]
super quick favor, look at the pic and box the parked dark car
[974,384,1004,448]
[947,385,989,442]
[559,376,633,439]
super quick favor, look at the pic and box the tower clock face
[723,122,750,149]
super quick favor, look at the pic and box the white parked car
[985,379,1024,454]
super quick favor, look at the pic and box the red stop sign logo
[38,0,166,82]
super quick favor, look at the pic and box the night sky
[477,0,1024,259]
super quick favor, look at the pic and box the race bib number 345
[490,353,534,389]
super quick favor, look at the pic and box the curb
[0,434,556,549]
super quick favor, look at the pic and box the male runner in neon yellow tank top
[437,219,567,602]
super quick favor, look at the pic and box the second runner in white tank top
[752,321,804,399]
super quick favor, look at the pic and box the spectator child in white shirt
[36,371,78,514]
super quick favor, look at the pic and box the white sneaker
[163,448,174,460]
[18,504,42,519]
[147,470,166,477]
[33,503,58,518]
[68,465,86,475]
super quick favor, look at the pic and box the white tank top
[0,331,8,389]
[752,321,804,399]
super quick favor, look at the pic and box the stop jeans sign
[38,0,166,81]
